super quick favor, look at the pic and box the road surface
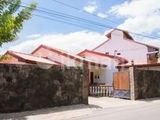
[1,97,160,120]
[70,100,160,120]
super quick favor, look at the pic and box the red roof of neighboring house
[6,50,59,65]
[0,61,29,65]
[32,44,107,67]
[44,57,65,66]
[117,63,160,68]
[93,29,159,50]
[77,49,128,64]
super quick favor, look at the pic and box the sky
[0,0,160,54]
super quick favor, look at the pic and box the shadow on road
[1,97,160,120]
[138,97,160,102]
[0,104,102,120]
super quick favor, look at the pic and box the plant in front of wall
[0,54,12,61]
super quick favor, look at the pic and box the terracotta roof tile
[32,44,107,67]
[78,49,128,64]
[6,50,59,65]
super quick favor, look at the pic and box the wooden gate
[113,71,130,99]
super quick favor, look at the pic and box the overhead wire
[20,3,160,40]
[33,14,105,32]
[20,5,115,29]
[51,0,118,25]
[50,0,160,40]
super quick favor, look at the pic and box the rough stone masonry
[134,69,160,99]
[0,64,89,113]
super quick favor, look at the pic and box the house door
[90,72,94,85]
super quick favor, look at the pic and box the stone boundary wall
[134,69,160,99]
[0,64,88,113]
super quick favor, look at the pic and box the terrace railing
[89,85,113,97]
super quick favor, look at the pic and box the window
[117,53,121,55]
[105,52,109,55]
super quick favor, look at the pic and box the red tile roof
[6,50,59,65]
[117,63,160,68]
[77,49,128,64]
[32,44,107,67]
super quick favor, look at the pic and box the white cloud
[83,1,98,13]
[110,0,160,34]
[8,31,106,54]
[143,40,160,48]
[131,34,160,49]
[3,30,160,57]
[97,12,108,18]
[27,34,41,39]
[138,38,160,49]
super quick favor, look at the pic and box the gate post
[129,67,135,100]
[82,64,89,104]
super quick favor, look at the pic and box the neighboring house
[77,49,128,86]
[93,29,159,65]
[0,45,106,70]
[31,44,106,68]
[0,50,57,65]
[31,45,107,84]
[0,45,107,88]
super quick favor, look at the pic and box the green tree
[0,0,37,46]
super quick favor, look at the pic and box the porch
[89,84,113,97]
[88,65,113,97]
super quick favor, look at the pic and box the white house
[78,49,128,86]
[78,29,159,86]
[93,29,159,65]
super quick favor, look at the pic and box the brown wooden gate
[113,71,130,99]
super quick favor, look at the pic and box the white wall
[80,52,119,86]
[106,61,118,85]
[89,66,106,84]
[94,30,148,65]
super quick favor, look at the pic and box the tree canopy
[0,0,37,46]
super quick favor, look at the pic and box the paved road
[70,101,160,120]
[1,97,160,120]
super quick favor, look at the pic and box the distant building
[0,45,107,70]
[0,50,57,65]
[93,29,159,65]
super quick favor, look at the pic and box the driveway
[71,97,160,120]
[0,97,160,120]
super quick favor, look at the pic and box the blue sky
[0,0,160,54]
[21,0,125,35]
